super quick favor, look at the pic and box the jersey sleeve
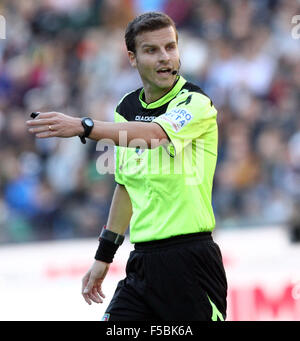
[152,92,217,157]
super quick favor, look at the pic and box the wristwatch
[79,117,94,144]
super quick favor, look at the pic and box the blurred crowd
[0,0,299,244]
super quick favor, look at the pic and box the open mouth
[157,68,172,75]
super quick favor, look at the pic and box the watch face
[85,118,93,127]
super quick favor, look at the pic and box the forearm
[95,184,132,263]
[82,185,131,302]
[89,121,168,148]
[106,183,132,235]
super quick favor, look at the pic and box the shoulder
[168,81,215,117]
[176,81,213,106]
[116,88,142,114]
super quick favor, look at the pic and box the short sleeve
[152,92,217,157]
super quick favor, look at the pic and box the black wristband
[95,238,119,263]
[99,228,125,245]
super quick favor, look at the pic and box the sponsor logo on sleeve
[159,108,193,132]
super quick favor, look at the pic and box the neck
[144,86,172,104]
[143,77,179,104]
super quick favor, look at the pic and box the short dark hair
[125,12,178,53]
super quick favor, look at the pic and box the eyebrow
[141,44,157,49]
[141,41,176,49]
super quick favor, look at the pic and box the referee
[26,12,227,321]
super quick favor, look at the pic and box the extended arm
[26,112,168,148]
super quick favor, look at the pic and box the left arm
[26,112,168,148]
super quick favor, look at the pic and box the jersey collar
[139,76,186,109]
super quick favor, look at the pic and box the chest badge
[135,147,145,166]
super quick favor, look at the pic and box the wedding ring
[48,125,52,131]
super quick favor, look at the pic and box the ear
[128,51,137,68]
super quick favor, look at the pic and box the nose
[158,48,170,62]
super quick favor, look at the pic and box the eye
[166,43,176,51]
[146,47,156,53]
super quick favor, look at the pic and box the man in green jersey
[26,12,227,321]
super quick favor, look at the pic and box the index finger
[82,293,92,305]
[28,112,57,121]
[26,112,58,126]
[35,112,58,119]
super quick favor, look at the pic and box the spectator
[0,0,299,243]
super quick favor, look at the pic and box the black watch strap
[99,227,125,245]
[79,117,94,144]
[79,135,87,144]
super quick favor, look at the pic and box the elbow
[148,123,169,149]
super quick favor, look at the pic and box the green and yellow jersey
[114,76,218,243]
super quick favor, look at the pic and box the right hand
[81,260,110,305]
[26,112,84,139]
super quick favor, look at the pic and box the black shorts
[102,232,227,321]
